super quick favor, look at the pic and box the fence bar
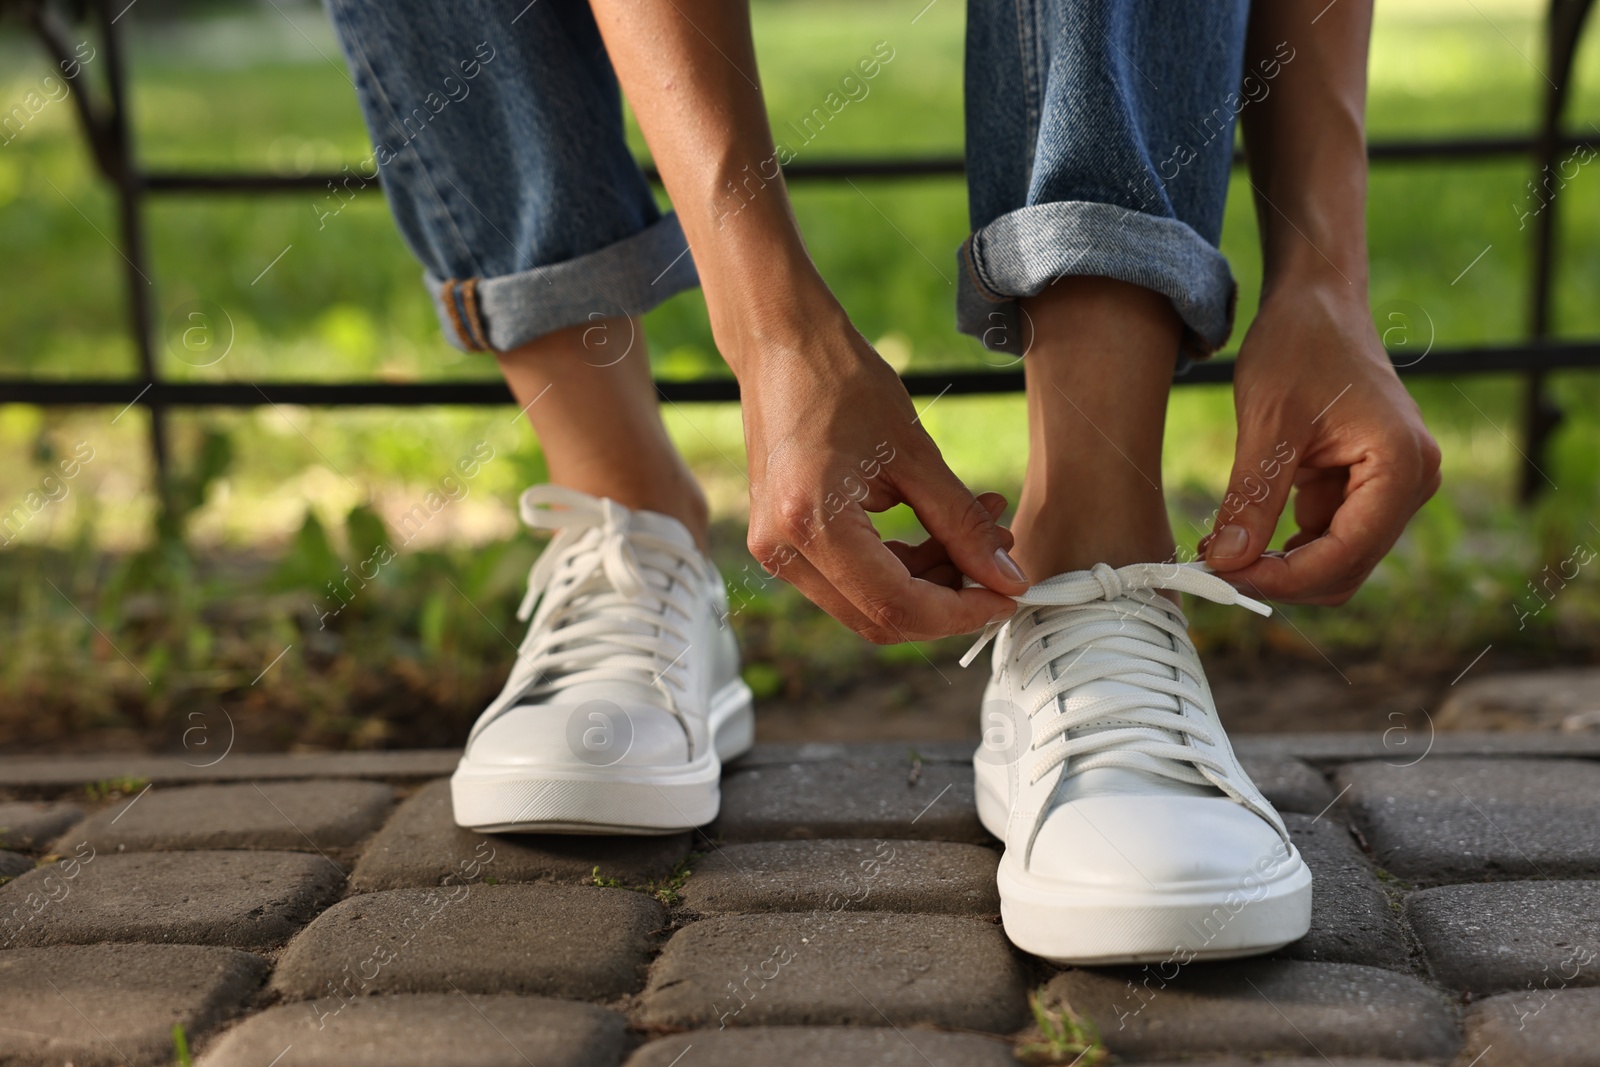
[134,135,1600,197]
[94,0,170,498]
[5,342,1599,409]
[1519,0,1597,499]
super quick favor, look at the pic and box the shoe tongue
[1035,602,1219,801]
[628,507,698,553]
[515,515,696,711]
[1039,604,1174,727]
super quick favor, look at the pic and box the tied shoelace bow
[505,485,705,716]
[962,562,1272,788]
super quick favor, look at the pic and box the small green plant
[1372,867,1411,889]
[1015,988,1109,1066]
[1372,867,1411,913]
[171,1022,193,1066]
[649,857,694,906]
[591,856,695,906]
[84,777,149,803]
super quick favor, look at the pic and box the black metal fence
[3,0,1597,505]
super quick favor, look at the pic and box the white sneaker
[451,485,753,834]
[965,562,1312,965]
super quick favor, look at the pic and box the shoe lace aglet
[1231,590,1272,617]
[959,618,1008,668]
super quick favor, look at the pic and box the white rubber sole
[976,761,1313,965]
[450,680,754,835]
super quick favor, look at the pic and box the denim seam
[460,277,491,350]
[961,237,1007,305]
[1016,0,1043,192]
[438,280,475,351]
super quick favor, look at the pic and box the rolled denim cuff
[957,201,1237,361]
[425,212,698,352]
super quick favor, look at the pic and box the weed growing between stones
[592,855,695,906]
[82,777,149,803]
[1015,988,1108,1065]
[1373,867,1413,915]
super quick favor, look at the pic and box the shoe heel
[973,762,1010,843]
[711,681,755,761]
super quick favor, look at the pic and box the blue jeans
[325,0,1249,359]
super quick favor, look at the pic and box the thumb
[1204,424,1305,572]
[898,462,1029,594]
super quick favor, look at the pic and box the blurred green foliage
[0,0,1598,749]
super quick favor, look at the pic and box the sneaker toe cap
[1027,794,1288,889]
[464,701,689,769]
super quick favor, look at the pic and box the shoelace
[962,562,1271,788]
[501,485,705,718]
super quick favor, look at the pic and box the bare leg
[495,317,710,549]
[1008,277,1181,578]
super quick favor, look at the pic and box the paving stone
[1044,960,1459,1062]
[1239,754,1335,815]
[728,742,976,767]
[0,749,459,789]
[0,943,267,1067]
[0,851,31,882]
[350,779,690,891]
[273,884,663,1003]
[1277,814,1410,968]
[637,912,1026,1032]
[15,739,1600,790]
[1439,667,1600,732]
[0,800,83,851]
[625,1027,1017,1066]
[1336,758,1600,883]
[1234,733,1600,761]
[679,839,998,916]
[1406,880,1600,995]
[198,994,627,1067]
[1131,1062,1438,1067]
[1462,987,1600,1067]
[1,850,344,950]
[716,759,984,843]
[71,780,395,854]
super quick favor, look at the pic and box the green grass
[171,1022,193,1067]
[0,0,1598,748]
[82,776,150,803]
[592,857,696,907]
[1016,988,1110,1066]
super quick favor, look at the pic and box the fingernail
[988,605,1017,624]
[1208,525,1249,561]
[993,548,1028,585]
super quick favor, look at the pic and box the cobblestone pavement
[1,733,1597,1066]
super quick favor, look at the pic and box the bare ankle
[549,470,710,550]
[1009,501,1176,579]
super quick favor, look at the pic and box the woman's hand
[739,298,1027,643]
[1202,280,1441,604]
